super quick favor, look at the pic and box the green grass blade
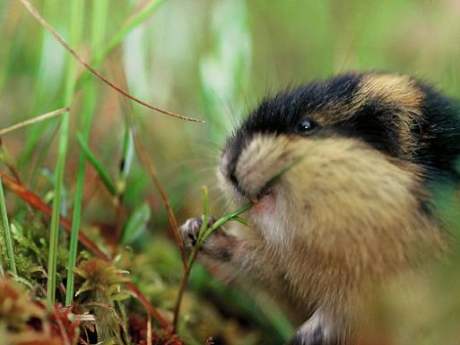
[65,0,109,305]
[0,176,17,275]
[94,0,166,65]
[121,202,151,244]
[64,94,93,306]
[77,0,167,89]
[47,0,83,308]
[65,0,109,307]
[19,1,66,169]
[64,87,96,305]
[118,126,135,195]
[201,203,252,242]
[76,133,117,196]
[0,256,4,277]
[197,186,210,244]
[91,0,109,48]
[0,2,14,94]
[0,107,68,136]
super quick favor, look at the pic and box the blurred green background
[1,1,460,344]
[2,0,460,220]
[1,0,460,215]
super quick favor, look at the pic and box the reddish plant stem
[172,246,199,331]
[132,135,187,267]
[0,172,108,260]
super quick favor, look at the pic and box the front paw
[180,216,235,261]
[180,216,216,248]
[180,217,203,248]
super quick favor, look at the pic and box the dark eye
[295,118,317,135]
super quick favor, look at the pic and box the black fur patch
[237,73,363,136]
[224,73,363,190]
[412,82,460,182]
[333,100,402,157]
[224,73,460,191]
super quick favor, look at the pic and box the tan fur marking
[359,74,425,156]
[313,73,426,158]
[360,74,423,112]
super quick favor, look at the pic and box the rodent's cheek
[247,187,294,246]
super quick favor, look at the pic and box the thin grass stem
[76,133,117,196]
[0,176,17,275]
[0,259,4,277]
[94,0,167,65]
[0,107,69,137]
[19,0,204,123]
[65,0,109,306]
[77,0,167,91]
[47,0,83,308]
[118,126,134,194]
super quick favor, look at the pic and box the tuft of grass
[19,0,203,124]
[65,0,110,306]
[0,176,17,275]
[46,0,84,308]
[18,0,170,170]
[18,0,66,171]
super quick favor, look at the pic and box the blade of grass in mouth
[254,156,303,201]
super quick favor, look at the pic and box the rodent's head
[218,72,459,250]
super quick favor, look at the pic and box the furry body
[181,72,460,344]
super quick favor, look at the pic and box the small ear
[358,74,424,114]
[353,74,425,158]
